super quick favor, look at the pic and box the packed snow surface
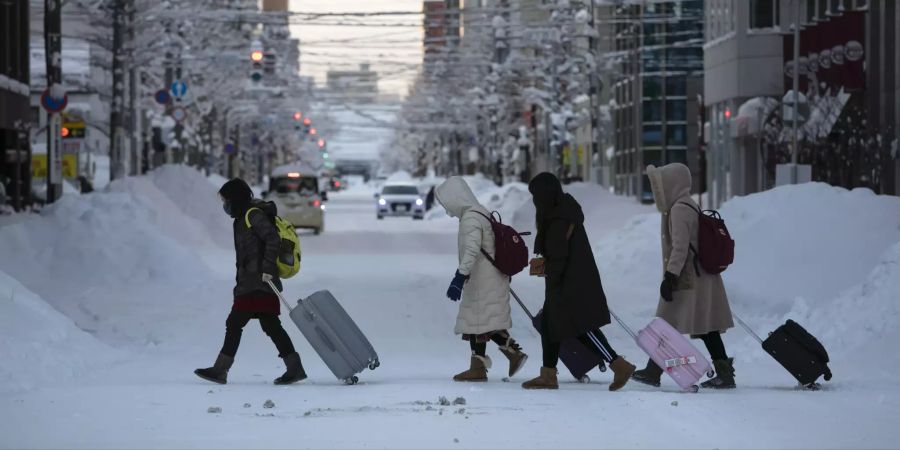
[1,166,898,449]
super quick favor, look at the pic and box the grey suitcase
[268,281,380,384]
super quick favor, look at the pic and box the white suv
[375,183,424,220]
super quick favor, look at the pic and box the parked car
[262,171,326,234]
[375,182,424,220]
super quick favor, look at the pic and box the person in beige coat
[435,177,528,382]
[630,163,737,389]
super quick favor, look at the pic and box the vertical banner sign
[49,113,63,185]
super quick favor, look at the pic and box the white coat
[435,177,512,335]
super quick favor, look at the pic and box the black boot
[274,352,307,385]
[194,353,234,384]
[701,358,736,389]
[631,358,663,387]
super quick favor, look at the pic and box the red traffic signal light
[317,139,325,148]
[250,50,264,62]
[293,111,302,121]
[303,117,312,126]
[309,128,317,136]
[61,127,70,137]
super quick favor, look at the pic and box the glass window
[666,100,687,121]
[818,0,827,17]
[807,0,817,22]
[643,101,663,122]
[271,176,319,195]
[666,76,687,96]
[642,125,663,146]
[750,0,779,28]
[666,149,688,164]
[643,77,662,98]
[382,185,421,195]
[855,0,867,8]
[666,125,687,145]
[829,0,840,13]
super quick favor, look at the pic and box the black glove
[446,270,469,301]
[660,271,678,302]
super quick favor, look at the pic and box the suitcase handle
[509,288,535,321]
[315,327,338,352]
[609,309,637,340]
[267,279,296,311]
[732,313,764,344]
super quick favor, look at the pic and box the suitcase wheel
[706,370,716,379]
[344,376,359,385]
[823,369,832,381]
[578,375,590,384]
[368,359,380,371]
[688,385,700,393]
[598,364,607,373]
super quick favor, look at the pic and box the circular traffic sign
[171,107,187,123]
[154,89,171,105]
[171,80,188,98]
[40,89,68,113]
[224,143,236,154]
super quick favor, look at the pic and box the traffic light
[61,127,70,138]
[317,139,326,148]
[250,50,264,82]
[293,111,302,121]
[61,125,85,139]
[309,128,317,136]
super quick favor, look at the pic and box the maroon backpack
[678,202,734,274]
[473,211,531,277]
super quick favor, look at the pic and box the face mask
[222,201,232,216]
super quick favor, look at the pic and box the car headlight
[378,198,387,206]
[415,198,424,206]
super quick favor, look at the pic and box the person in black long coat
[521,173,635,390]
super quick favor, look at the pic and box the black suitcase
[511,289,606,383]
[736,315,833,389]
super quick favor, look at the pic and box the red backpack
[473,211,531,277]
[679,202,734,274]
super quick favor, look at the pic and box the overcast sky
[288,0,424,98]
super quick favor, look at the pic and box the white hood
[435,176,479,218]
[646,163,692,213]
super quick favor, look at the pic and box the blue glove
[446,270,469,301]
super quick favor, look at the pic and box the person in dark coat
[425,185,436,211]
[521,172,635,390]
[194,178,306,385]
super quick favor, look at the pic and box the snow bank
[0,269,115,392]
[0,187,214,290]
[593,182,900,359]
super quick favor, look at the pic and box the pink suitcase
[611,311,713,392]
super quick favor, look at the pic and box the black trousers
[469,330,513,356]
[540,313,619,368]
[220,311,296,358]
[697,331,729,361]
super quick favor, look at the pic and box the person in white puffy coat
[435,177,528,382]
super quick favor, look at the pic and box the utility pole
[109,0,126,180]
[790,0,801,168]
[44,0,62,203]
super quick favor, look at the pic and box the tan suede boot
[498,338,528,377]
[521,367,559,390]
[453,355,490,382]
[608,356,636,391]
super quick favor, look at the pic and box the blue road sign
[171,80,188,98]
[224,143,235,154]
[154,89,171,105]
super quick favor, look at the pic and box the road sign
[40,88,68,113]
[171,107,187,123]
[171,80,188,98]
[224,143,236,154]
[155,89,171,105]
[48,113,63,183]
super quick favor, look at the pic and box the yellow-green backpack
[244,207,301,279]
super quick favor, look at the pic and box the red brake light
[310,200,321,208]
[335,181,341,187]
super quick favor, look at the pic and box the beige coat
[435,177,512,335]
[647,163,734,335]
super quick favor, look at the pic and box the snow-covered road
[2,177,899,449]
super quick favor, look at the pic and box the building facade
[704,0,897,206]
[1,0,31,210]
[612,0,705,202]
